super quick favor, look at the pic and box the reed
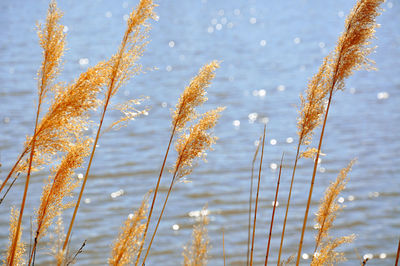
[142,107,224,265]
[29,139,91,265]
[265,153,284,266]
[183,206,210,266]
[8,1,65,264]
[62,0,156,254]
[249,125,266,266]
[135,61,220,265]
[108,194,149,266]
[246,136,262,266]
[296,0,384,264]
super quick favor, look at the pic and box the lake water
[0,0,399,265]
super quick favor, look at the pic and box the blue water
[0,0,399,265]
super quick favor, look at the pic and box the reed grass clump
[1,0,391,265]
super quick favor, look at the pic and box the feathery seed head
[109,193,149,266]
[5,208,25,266]
[173,107,225,180]
[183,206,210,266]
[172,61,220,132]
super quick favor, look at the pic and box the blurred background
[0,0,399,265]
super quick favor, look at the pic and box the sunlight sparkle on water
[270,163,278,170]
[216,24,223,31]
[258,89,266,97]
[79,58,89,66]
[348,195,355,201]
[294,37,301,44]
[377,92,389,100]
[105,11,112,18]
[166,65,172,72]
[260,40,267,46]
[232,120,240,128]
[172,224,180,231]
[302,253,309,260]
[111,189,124,199]
[248,112,258,123]
[379,253,387,259]
[63,26,69,33]
[286,137,293,143]
[363,253,373,260]
[277,85,286,91]
[271,201,279,207]
[84,198,91,204]
[338,196,344,203]
[270,139,277,145]
[207,26,214,34]
[123,14,129,21]
[168,41,175,48]
[249,17,257,24]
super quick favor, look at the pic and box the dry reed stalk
[265,153,284,266]
[296,1,383,264]
[108,194,149,266]
[29,139,91,265]
[396,238,400,266]
[313,160,355,255]
[249,125,266,266]
[277,48,332,266]
[247,136,262,266]
[8,2,65,264]
[62,0,156,254]
[135,61,219,266]
[142,107,224,265]
[183,207,210,266]
[4,208,26,266]
[222,228,226,266]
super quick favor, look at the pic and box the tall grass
[0,0,391,265]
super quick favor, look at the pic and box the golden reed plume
[29,139,92,265]
[136,61,220,265]
[4,208,26,266]
[109,194,149,266]
[63,0,156,255]
[314,160,355,253]
[296,1,384,264]
[8,1,66,264]
[183,207,210,266]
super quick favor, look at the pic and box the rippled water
[0,0,399,265]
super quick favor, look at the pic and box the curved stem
[265,153,284,266]
[135,125,177,266]
[249,125,266,266]
[277,143,301,265]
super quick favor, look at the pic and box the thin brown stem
[265,153,284,266]
[9,95,43,266]
[277,143,301,265]
[222,228,226,266]
[62,92,110,252]
[247,137,261,266]
[395,238,400,266]
[0,149,26,201]
[141,171,177,265]
[249,125,266,266]
[135,119,179,266]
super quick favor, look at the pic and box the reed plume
[0,49,111,203]
[311,235,355,266]
[142,107,224,265]
[8,1,66,264]
[29,139,91,265]
[183,207,210,266]
[136,61,219,265]
[296,1,383,264]
[63,0,156,253]
[109,194,149,266]
[4,208,26,266]
[313,160,355,254]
